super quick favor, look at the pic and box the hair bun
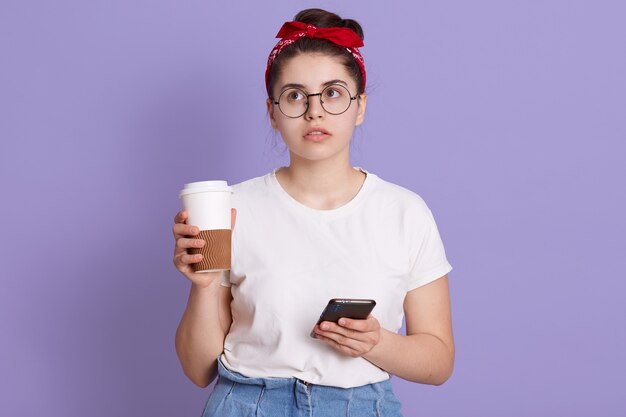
[294,8,364,41]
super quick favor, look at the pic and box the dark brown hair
[267,8,365,98]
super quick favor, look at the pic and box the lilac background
[1,0,625,416]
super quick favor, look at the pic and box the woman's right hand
[172,209,236,287]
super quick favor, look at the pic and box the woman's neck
[276,156,366,210]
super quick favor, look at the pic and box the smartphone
[310,298,376,338]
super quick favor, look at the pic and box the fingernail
[321,323,329,330]
[339,319,346,326]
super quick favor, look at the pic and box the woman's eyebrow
[322,79,348,88]
[280,79,349,91]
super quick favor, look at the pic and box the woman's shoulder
[362,171,440,235]
[366,171,430,213]
[232,173,270,191]
[231,171,277,203]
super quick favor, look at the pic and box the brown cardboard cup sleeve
[189,229,231,272]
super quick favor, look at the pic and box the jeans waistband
[217,357,304,390]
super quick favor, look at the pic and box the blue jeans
[201,359,403,417]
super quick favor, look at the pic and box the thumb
[231,208,237,230]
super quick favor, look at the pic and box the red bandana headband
[265,21,366,96]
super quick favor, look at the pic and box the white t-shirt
[220,169,452,388]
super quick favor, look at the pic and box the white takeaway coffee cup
[179,180,233,272]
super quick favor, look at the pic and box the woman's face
[267,53,367,165]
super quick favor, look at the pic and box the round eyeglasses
[272,84,359,118]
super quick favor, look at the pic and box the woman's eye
[324,88,342,99]
[288,90,305,101]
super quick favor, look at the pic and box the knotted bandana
[265,21,366,95]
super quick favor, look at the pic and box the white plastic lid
[179,180,232,198]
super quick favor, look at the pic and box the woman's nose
[304,95,325,119]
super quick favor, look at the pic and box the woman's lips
[304,129,330,142]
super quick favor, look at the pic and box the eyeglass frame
[271,84,360,119]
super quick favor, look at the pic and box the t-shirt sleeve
[406,207,452,291]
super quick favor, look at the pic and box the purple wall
[1,1,624,416]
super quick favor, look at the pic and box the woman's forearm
[175,276,231,387]
[363,328,455,385]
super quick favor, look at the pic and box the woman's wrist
[362,327,393,363]
[189,270,227,290]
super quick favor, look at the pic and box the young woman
[173,8,454,417]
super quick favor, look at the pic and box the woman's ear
[355,94,368,126]
[267,98,278,129]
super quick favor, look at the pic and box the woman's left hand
[313,315,381,357]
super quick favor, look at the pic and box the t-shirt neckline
[268,167,375,219]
